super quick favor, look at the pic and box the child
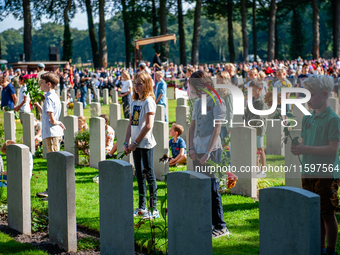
[124,71,159,219]
[274,68,292,113]
[0,140,33,184]
[245,80,268,176]
[14,74,31,124]
[291,75,340,255]
[154,71,167,122]
[119,71,132,118]
[34,73,65,199]
[99,114,115,156]
[78,116,89,131]
[169,123,187,166]
[188,70,229,238]
[245,68,268,97]
[34,118,42,149]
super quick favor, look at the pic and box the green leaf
[286,112,294,118]
[284,137,288,144]
[161,208,166,220]
[292,137,299,146]
[140,239,147,252]
[147,239,153,254]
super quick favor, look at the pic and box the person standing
[0,76,17,110]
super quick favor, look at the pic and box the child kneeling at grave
[0,140,33,186]
[188,70,229,238]
[34,72,66,199]
[99,114,118,158]
[168,123,187,166]
[291,75,340,255]
[245,80,268,176]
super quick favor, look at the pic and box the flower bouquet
[22,74,45,104]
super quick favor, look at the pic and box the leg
[211,178,226,230]
[132,148,147,210]
[259,147,266,171]
[141,148,157,210]
[322,214,338,253]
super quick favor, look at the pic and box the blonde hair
[122,71,131,81]
[225,63,236,72]
[132,72,155,101]
[277,68,286,74]
[78,116,86,124]
[155,71,164,76]
[1,140,16,154]
[258,71,266,78]
[248,68,259,74]
[303,75,333,96]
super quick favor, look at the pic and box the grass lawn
[1,99,339,254]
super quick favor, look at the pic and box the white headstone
[4,111,16,142]
[91,102,101,117]
[153,121,169,180]
[155,105,165,122]
[117,119,133,165]
[90,117,105,169]
[109,103,121,131]
[103,88,109,105]
[22,112,35,154]
[73,102,83,117]
[285,129,302,188]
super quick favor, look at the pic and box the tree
[241,0,248,61]
[85,0,100,68]
[63,0,73,62]
[227,0,235,63]
[253,0,257,62]
[289,8,305,59]
[312,0,320,59]
[23,0,32,61]
[191,0,202,65]
[159,0,169,59]
[267,0,276,61]
[99,0,107,68]
[151,0,159,52]
[121,0,132,67]
[332,0,340,57]
[178,0,186,65]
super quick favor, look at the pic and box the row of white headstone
[6,144,322,255]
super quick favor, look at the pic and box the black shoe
[106,154,113,159]
[37,190,48,197]
[41,197,48,202]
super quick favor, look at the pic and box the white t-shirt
[273,79,292,93]
[42,90,63,139]
[245,80,267,96]
[18,85,31,112]
[121,80,132,93]
[130,97,157,149]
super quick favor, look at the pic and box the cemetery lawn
[0,232,48,255]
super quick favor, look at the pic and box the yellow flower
[282,81,286,86]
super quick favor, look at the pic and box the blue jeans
[193,149,226,230]
[132,147,157,210]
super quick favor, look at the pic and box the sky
[0,3,195,33]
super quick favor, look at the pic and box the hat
[15,68,21,73]
[278,63,284,68]
[37,63,45,68]
[265,67,274,74]
[139,63,146,67]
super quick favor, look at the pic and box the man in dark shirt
[153,52,162,70]
[0,76,17,110]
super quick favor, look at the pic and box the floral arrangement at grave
[165,80,176,87]
[22,74,45,104]
[74,129,90,165]
[3,106,19,119]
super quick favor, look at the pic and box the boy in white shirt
[14,74,31,124]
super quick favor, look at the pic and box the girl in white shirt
[119,71,132,118]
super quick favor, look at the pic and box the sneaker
[134,208,148,217]
[37,190,48,197]
[142,209,160,220]
[212,227,230,238]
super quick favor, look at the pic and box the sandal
[212,227,230,238]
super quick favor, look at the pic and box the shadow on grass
[223,202,259,213]
[0,239,43,254]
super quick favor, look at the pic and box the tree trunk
[152,0,159,52]
[85,0,100,68]
[253,0,257,62]
[227,0,235,63]
[267,0,276,62]
[159,0,169,60]
[312,0,320,59]
[333,0,340,58]
[191,0,202,65]
[241,0,248,62]
[23,0,32,61]
[99,0,107,68]
[178,0,186,65]
[122,0,131,68]
[62,0,73,62]
[275,21,279,60]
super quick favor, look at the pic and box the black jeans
[193,149,226,230]
[132,147,157,210]
[122,94,131,119]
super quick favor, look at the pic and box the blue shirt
[169,136,186,158]
[154,79,167,106]
[1,83,15,109]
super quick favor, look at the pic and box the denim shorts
[257,135,264,148]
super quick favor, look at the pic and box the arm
[171,148,185,164]
[47,112,66,130]
[11,94,17,105]
[188,120,197,160]
[35,128,42,140]
[155,93,163,104]
[34,102,43,113]
[290,140,339,156]
[200,124,222,165]
[124,114,132,154]
[14,96,27,111]
[128,112,154,151]
[119,87,132,97]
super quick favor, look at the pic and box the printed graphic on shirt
[131,105,142,126]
